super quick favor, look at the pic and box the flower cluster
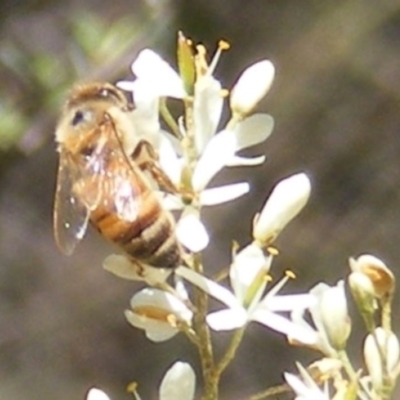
[75,34,400,400]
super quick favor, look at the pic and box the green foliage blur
[0,3,169,155]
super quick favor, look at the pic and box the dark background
[0,0,400,399]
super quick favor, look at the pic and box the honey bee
[53,82,182,268]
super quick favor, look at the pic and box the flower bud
[159,361,196,400]
[349,254,395,298]
[348,271,376,330]
[230,60,275,116]
[319,280,351,351]
[364,327,400,393]
[253,173,311,246]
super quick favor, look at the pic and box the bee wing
[99,115,142,222]
[53,150,91,255]
[111,169,140,222]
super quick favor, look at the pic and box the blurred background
[0,0,400,398]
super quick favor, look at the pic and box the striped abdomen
[90,184,182,269]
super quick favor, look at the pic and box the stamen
[208,40,230,75]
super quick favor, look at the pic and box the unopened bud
[253,173,311,246]
[319,280,351,351]
[230,60,275,116]
[349,254,395,298]
[348,271,377,331]
[364,327,400,394]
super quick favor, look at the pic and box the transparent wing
[53,115,143,255]
[111,170,140,222]
[98,117,142,222]
[53,151,91,255]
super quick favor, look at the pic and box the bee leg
[132,140,180,195]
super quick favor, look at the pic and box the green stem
[246,383,290,400]
[337,350,358,384]
[191,253,218,400]
[215,326,245,377]
[380,293,392,332]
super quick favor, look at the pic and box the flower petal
[233,113,274,151]
[103,254,172,284]
[206,308,247,331]
[176,266,240,308]
[226,155,266,167]
[251,310,318,344]
[192,129,236,191]
[176,210,209,252]
[200,182,250,206]
[193,76,223,153]
[158,134,183,185]
[130,49,186,98]
[159,362,196,400]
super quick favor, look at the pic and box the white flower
[230,60,275,116]
[118,44,275,253]
[159,361,196,400]
[289,281,350,355]
[253,173,311,246]
[284,363,330,400]
[176,243,316,342]
[86,388,110,400]
[125,288,193,342]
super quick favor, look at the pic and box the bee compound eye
[71,110,86,126]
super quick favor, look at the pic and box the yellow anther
[220,88,229,98]
[167,313,178,327]
[218,40,230,50]
[267,246,279,256]
[264,274,273,283]
[285,270,296,279]
[126,382,138,393]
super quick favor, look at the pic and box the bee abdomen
[91,191,182,269]
[125,211,182,268]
